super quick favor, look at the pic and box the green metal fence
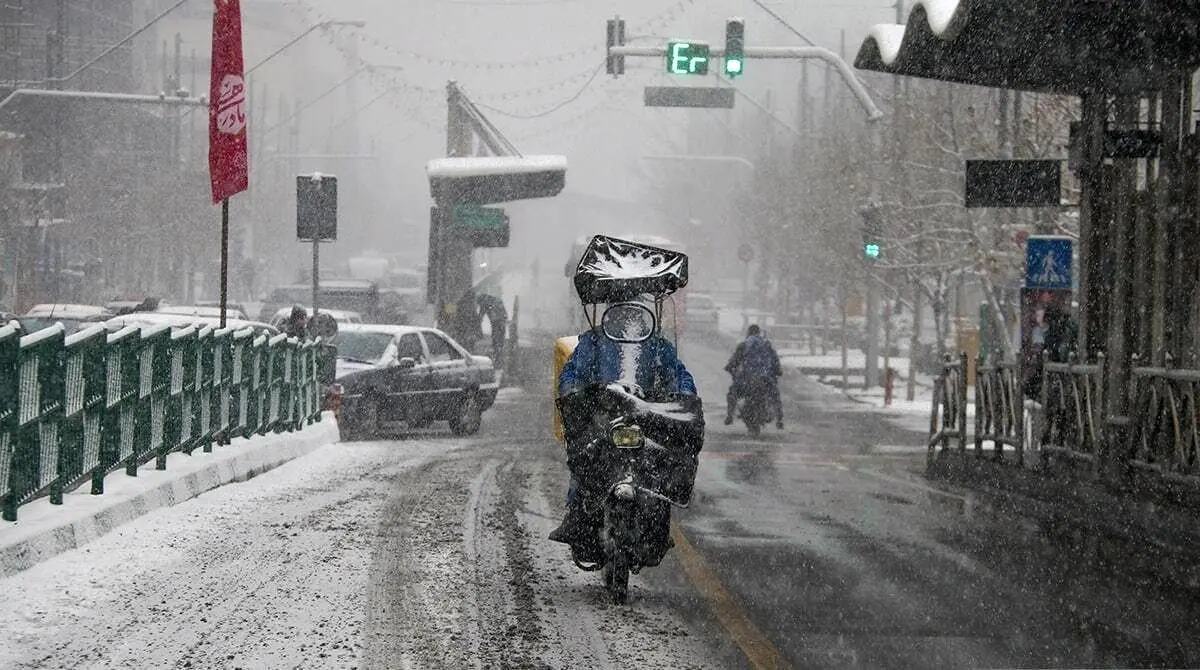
[0,323,325,521]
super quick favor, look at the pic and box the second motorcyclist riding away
[724,324,784,429]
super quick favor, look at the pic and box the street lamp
[246,20,367,76]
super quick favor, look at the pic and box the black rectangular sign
[643,86,735,109]
[297,174,338,241]
[964,159,1060,208]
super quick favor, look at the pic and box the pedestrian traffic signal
[724,18,744,78]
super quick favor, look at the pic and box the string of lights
[450,65,599,102]
[285,0,702,137]
[472,62,606,119]
[509,97,630,142]
[430,0,589,6]
[295,0,698,73]
[294,0,600,71]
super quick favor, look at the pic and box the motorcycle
[559,380,703,604]
[737,376,774,437]
[557,235,704,604]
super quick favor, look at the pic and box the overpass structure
[854,2,1200,498]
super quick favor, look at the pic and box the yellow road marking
[670,522,795,670]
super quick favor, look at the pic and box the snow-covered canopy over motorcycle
[572,235,688,305]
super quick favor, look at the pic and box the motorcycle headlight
[610,424,644,449]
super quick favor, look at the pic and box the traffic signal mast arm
[607,44,883,121]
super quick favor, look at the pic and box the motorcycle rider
[548,300,698,548]
[724,324,784,429]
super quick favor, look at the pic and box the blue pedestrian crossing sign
[1025,235,1073,290]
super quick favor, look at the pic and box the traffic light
[606,17,626,76]
[861,204,882,260]
[724,18,744,78]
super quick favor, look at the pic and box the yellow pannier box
[552,335,579,442]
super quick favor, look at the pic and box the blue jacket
[559,330,697,397]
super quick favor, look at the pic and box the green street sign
[452,204,506,229]
[666,41,709,75]
[448,204,510,248]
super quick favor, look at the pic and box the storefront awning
[854,0,1200,95]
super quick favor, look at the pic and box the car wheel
[448,392,482,436]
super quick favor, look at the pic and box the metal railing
[974,357,1025,464]
[1039,355,1105,474]
[1128,364,1200,482]
[0,322,325,521]
[927,346,1200,500]
[927,352,968,469]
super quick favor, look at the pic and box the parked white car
[684,292,720,329]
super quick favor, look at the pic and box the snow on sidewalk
[0,414,340,577]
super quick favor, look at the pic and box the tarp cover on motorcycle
[558,386,704,506]
[573,235,688,305]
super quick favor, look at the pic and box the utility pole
[434,82,475,334]
[865,0,907,392]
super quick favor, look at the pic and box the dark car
[330,323,499,440]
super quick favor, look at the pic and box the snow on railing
[0,324,325,522]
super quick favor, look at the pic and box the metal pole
[742,259,750,316]
[608,45,883,120]
[312,239,320,315]
[220,198,230,328]
[864,125,881,389]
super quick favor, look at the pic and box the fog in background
[246,0,893,293]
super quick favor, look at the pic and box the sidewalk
[0,414,340,578]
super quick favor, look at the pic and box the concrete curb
[0,415,340,578]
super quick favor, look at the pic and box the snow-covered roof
[426,155,567,179]
[427,155,568,205]
[854,0,1200,94]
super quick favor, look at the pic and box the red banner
[208,0,248,203]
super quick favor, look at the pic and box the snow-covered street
[0,392,725,670]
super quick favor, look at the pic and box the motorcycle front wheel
[603,553,629,605]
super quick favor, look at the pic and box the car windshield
[331,331,393,363]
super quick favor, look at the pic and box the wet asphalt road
[663,333,1200,669]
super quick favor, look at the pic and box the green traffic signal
[724,18,744,78]
[864,243,881,259]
